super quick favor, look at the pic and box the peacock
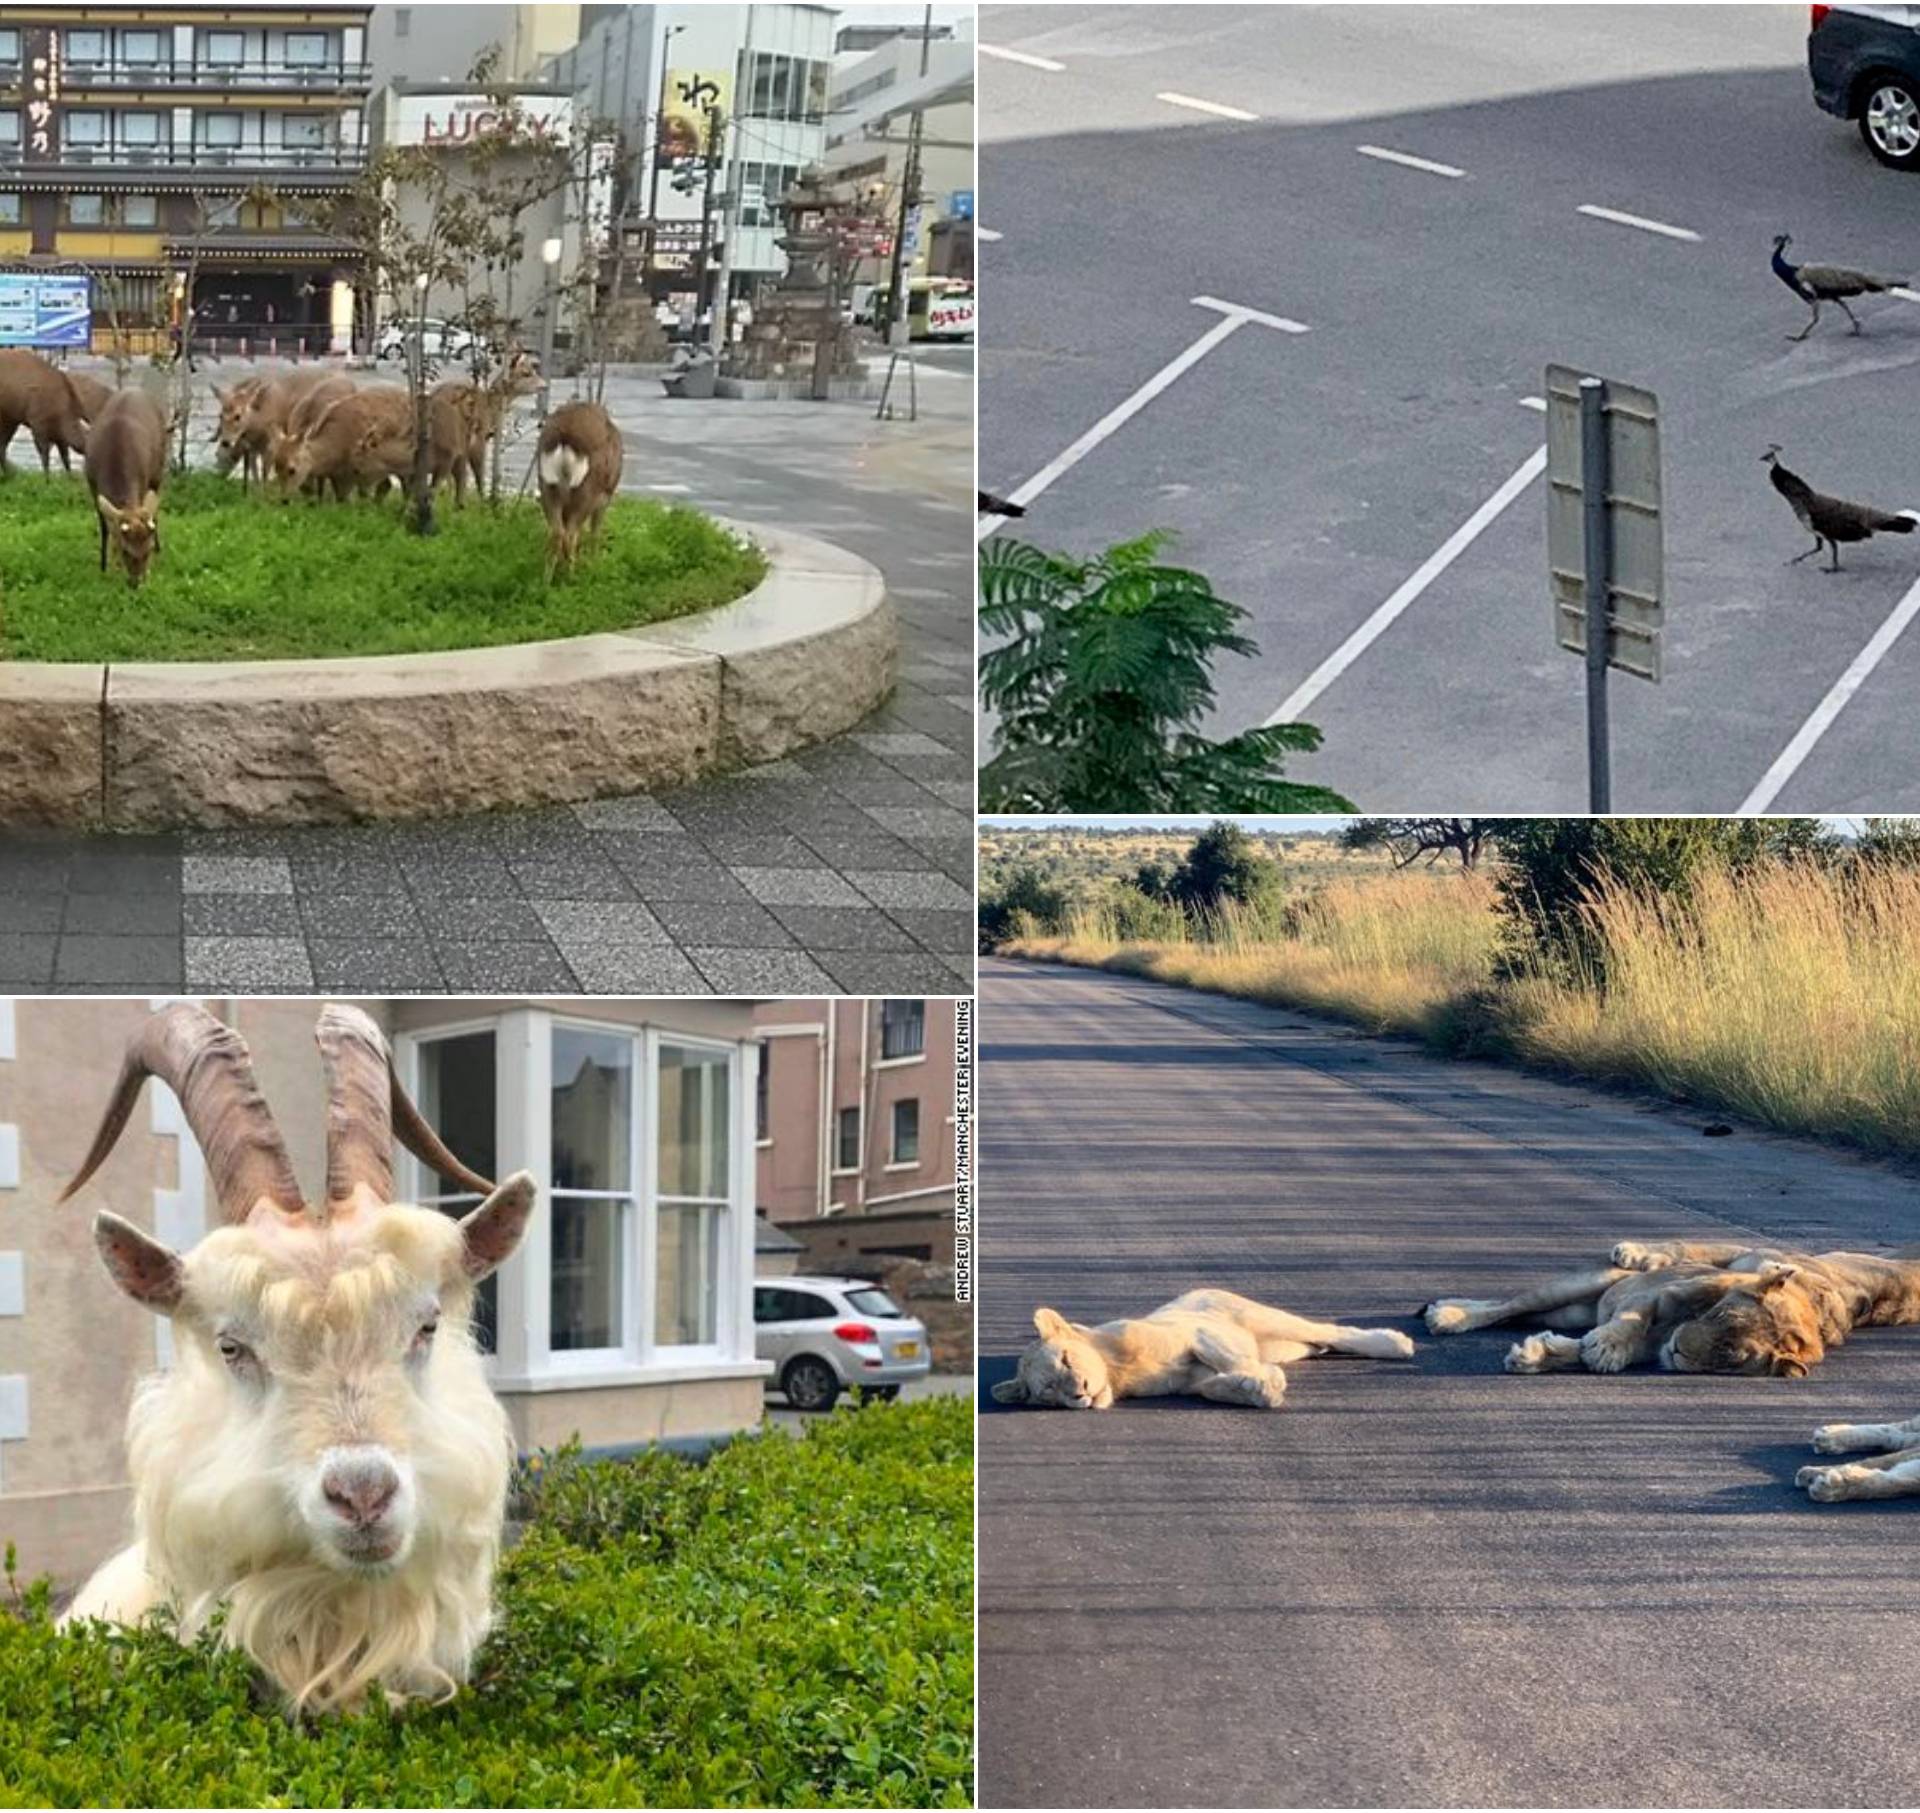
[1771,234,1909,341]
[978,490,1025,517]
[1763,445,1915,571]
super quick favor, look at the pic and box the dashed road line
[1357,144,1466,178]
[978,227,1003,242]
[1738,568,1920,814]
[977,296,1309,538]
[980,43,1065,71]
[1155,91,1259,121]
[1264,442,1549,726]
[1576,204,1701,242]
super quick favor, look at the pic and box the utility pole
[880,4,933,344]
[708,3,756,357]
[690,103,722,337]
[641,21,687,299]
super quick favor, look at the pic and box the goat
[0,348,91,476]
[57,1002,535,1716]
[84,388,168,586]
[536,399,624,577]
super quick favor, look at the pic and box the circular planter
[0,522,895,830]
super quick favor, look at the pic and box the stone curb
[0,522,895,831]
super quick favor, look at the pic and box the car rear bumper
[840,1350,934,1385]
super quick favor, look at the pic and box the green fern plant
[978,532,1356,812]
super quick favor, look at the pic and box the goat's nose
[321,1457,399,1528]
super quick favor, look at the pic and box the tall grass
[1006,860,1920,1155]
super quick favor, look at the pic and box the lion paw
[1505,1336,1550,1373]
[1610,1242,1668,1271]
[1376,1328,1418,1360]
[1803,1465,1867,1503]
[1813,1423,1860,1454]
[1579,1327,1637,1373]
[1424,1300,1477,1335]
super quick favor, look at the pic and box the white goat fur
[64,1204,513,1715]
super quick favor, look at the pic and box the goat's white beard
[121,1334,513,1716]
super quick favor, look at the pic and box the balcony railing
[59,59,371,91]
[12,142,367,172]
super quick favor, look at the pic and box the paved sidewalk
[0,352,975,996]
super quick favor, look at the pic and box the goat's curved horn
[317,1004,496,1215]
[60,1004,304,1223]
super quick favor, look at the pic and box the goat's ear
[1033,1306,1071,1341]
[94,1211,185,1313]
[991,1377,1030,1404]
[456,1171,536,1282]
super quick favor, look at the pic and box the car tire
[854,1384,902,1406]
[782,1355,841,1412]
[1858,72,1920,168]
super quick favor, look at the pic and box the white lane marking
[1519,395,1547,412]
[977,297,1309,539]
[1738,569,1920,814]
[1357,144,1466,179]
[978,227,1003,242]
[646,482,694,494]
[980,43,1065,71]
[1893,286,1920,303]
[1264,444,1549,725]
[1156,91,1259,122]
[1576,204,1701,242]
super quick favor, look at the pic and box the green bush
[0,471,765,662]
[0,1397,973,1809]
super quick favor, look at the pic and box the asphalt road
[978,5,1920,812]
[977,957,1920,1809]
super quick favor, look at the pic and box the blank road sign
[1546,363,1664,682]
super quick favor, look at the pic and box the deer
[57,1002,536,1717]
[223,369,332,490]
[267,374,357,496]
[0,347,92,476]
[274,387,408,502]
[536,399,624,577]
[84,387,168,587]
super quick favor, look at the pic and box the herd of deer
[0,343,629,589]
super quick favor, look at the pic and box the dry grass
[1006,860,1920,1156]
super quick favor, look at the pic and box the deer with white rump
[58,1002,536,1716]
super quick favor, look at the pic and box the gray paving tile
[434,940,580,991]
[183,892,304,937]
[558,942,712,993]
[66,852,180,896]
[55,935,183,989]
[289,857,411,897]
[604,856,755,904]
[184,936,315,991]
[0,853,73,894]
[694,833,825,868]
[651,900,796,948]
[768,906,924,952]
[570,796,685,832]
[846,870,973,911]
[881,908,976,955]
[0,934,58,984]
[687,947,840,993]
[301,892,429,938]
[815,950,979,995]
[0,893,65,934]
[799,831,937,871]
[853,731,951,758]
[306,938,447,991]
[181,855,294,896]
[400,857,522,899]
[424,896,553,941]
[64,891,184,936]
[825,772,951,807]
[733,866,869,908]
[508,856,638,901]
[533,899,674,944]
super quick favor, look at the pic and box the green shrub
[0,472,765,662]
[0,1396,973,1808]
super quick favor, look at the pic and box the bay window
[413,1026,500,1352]
[549,1027,632,1355]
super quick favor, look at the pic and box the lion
[1423,1238,1920,1377]
[990,1288,1417,1410]
[1796,1412,1920,1503]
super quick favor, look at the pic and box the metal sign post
[1546,363,1664,812]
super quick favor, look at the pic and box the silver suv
[754,1275,932,1412]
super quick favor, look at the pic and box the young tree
[978,532,1356,813]
[1340,818,1495,870]
[979,865,1070,951]
[1169,821,1282,918]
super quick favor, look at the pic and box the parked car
[1809,4,1920,168]
[753,1275,932,1412]
[376,315,475,364]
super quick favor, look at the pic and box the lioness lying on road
[991,1288,1416,1410]
[1797,1412,1920,1503]
[1424,1238,1920,1377]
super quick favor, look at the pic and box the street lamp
[539,235,563,420]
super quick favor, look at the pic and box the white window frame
[653,1031,740,1365]
[831,1102,862,1176]
[876,998,927,1068]
[888,1097,922,1170]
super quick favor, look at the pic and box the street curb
[0,521,896,831]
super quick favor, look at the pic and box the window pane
[416,1031,497,1191]
[121,31,162,63]
[205,32,243,65]
[658,1044,729,1198]
[881,999,925,1060]
[121,194,156,227]
[66,113,106,144]
[0,114,20,145]
[67,31,106,62]
[552,1027,631,1191]
[755,1040,770,1141]
[203,113,242,146]
[847,1287,903,1319]
[121,113,161,144]
[892,1098,920,1164]
[284,33,327,65]
[0,31,20,62]
[836,1105,859,1170]
[68,194,104,225]
[551,1197,625,1350]
[0,196,19,226]
[656,1203,716,1346]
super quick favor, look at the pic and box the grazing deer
[84,387,168,586]
[276,387,408,502]
[0,348,92,476]
[267,374,356,495]
[210,376,269,486]
[536,400,623,577]
[58,1003,535,1716]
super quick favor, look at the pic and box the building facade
[0,6,374,353]
[754,996,957,1274]
[367,2,580,92]
[0,995,771,1587]
[542,2,837,321]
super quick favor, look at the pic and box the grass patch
[0,1397,972,1809]
[0,471,765,663]
[1006,861,1920,1157]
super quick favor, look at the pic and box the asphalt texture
[0,349,973,996]
[976,957,1920,1809]
[978,5,1920,812]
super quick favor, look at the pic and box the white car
[376,316,474,365]
[754,1275,932,1411]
